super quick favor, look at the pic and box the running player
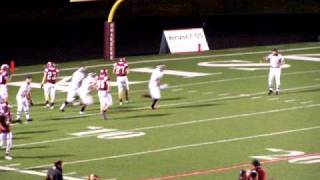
[96,69,112,120]
[79,73,96,115]
[41,61,59,109]
[113,57,129,105]
[60,67,86,112]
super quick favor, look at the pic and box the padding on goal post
[104,22,116,61]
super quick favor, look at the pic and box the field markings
[0,165,83,180]
[11,46,320,77]
[284,99,296,103]
[8,68,320,108]
[300,100,313,105]
[26,125,320,169]
[268,97,279,101]
[144,152,320,180]
[24,84,320,121]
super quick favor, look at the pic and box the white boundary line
[0,165,83,180]
[12,96,320,149]
[27,125,320,169]
[11,46,320,77]
[8,69,320,108]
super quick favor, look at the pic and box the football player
[148,65,166,110]
[0,64,10,103]
[113,57,130,105]
[41,61,60,109]
[0,98,13,160]
[251,159,266,180]
[263,48,285,95]
[16,76,33,123]
[60,67,86,112]
[96,69,112,120]
[79,73,96,115]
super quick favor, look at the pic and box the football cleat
[79,111,85,115]
[268,90,273,95]
[5,154,12,160]
[276,91,280,95]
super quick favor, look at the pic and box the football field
[1,42,320,179]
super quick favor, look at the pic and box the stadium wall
[0,14,319,65]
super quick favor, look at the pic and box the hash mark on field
[268,98,279,101]
[250,96,262,100]
[202,91,214,95]
[171,88,184,92]
[218,93,230,96]
[6,163,21,167]
[64,172,78,176]
[300,100,313,105]
[284,99,296,103]
[188,90,198,93]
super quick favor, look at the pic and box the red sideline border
[143,152,320,180]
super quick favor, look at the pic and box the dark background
[0,0,319,65]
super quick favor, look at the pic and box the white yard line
[27,125,320,169]
[284,99,297,103]
[6,163,21,167]
[28,84,320,120]
[0,165,84,180]
[11,46,320,77]
[268,98,279,101]
[8,69,320,108]
[13,97,320,149]
[171,88,184,92]
[300,100,313,105]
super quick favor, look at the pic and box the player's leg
[44,83,50,107]
[49,84,56,109]
[16,97,23,122]
[268,69,275,95]
[5,132,12,160]
[117,77,124,105]
[24,100,32,122]
[275,69,281,95]
[0,131,5,148]
[60,90,76,112]
[80,94,93,115]
[150,87,160,109]
[0,85,9,103]
[124,77,129,103]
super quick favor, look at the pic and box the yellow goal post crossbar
[108,0,125,23]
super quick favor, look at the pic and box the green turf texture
[1,42,320,180]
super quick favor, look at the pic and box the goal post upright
[104,0,125,61]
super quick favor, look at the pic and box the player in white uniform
[16,76,33,123]
[149,65,166,109]
[79,73,96,115]
[59,67,86,112]
[0,64,10,103]
[41,61,59,109]
[96,69,112,120]
[265,48,285,95]
[113,58,130,105]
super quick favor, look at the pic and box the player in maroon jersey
[251,159,266,180]
[96,69,112,120]
[41,61,59,109]
[0,99,13,160]
[0,64,10,103]
[113,58,130,105]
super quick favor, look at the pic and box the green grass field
[1,42,320,180]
